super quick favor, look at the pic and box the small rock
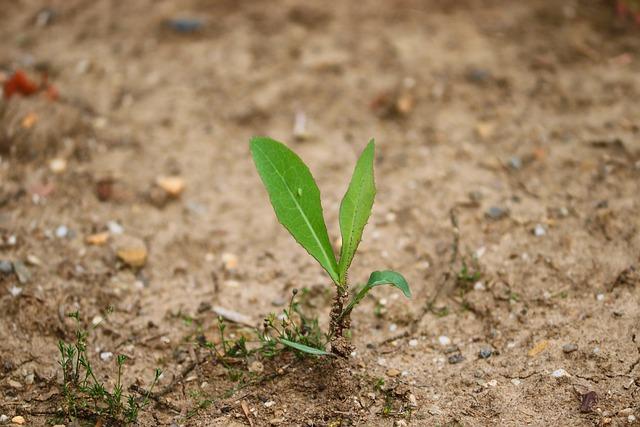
[24,374,34,385]
[527,340,549,357]
[114,236,148,268]
[394,420,408,427]
[49,158,67,174]
[562,343,578,353]
[12,261,31,284]
[408,339,418,347]
[11,416,25,425]
[428,406,442,416]
[508,156,522,170]
[269,418,284,426]
[448,353,464,364]
[479,347,492,359]
[165,18,204,33]
[0,260,12,274]
[486,379,498,387]
[7,379,22,389]
[156,176,185,197]
[408,393,417,407]
[263,400,276,408]
[248,361,264,374]
[533,224,546,237]
[25,254,42,266]
[86,232,109,245]
[438,336,451,346]
[551,368,570,378]
[0,414,8,424]
[511,378,521,386]
[107,221,124,235]
[8,286,22,297]
[619,408,634,417]
[222,253,238,271]
[486,206,508,220]
[596,293,605,302]
[292,111,309,141]
[386,368,401,377]
[55,225,69,238]
[629,415,636,423]
[473,281,486,291]
[100,352,113,362]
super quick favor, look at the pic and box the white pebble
[377,357,387,366]
[473,281,486,291]
[99,351,113,362]
[408,339,418,347]
[475,246,486,258]
[438,336,451,346]
[55,225,69,238]
[629,415,636,423]
[533,224,546,237]
[596,293,605,301]
[264,400,276,408]
[389,323,398,332]
[511,379,521,386]
[107,221,124,235]
[0,414,8,423]
[91,315,104,326]
[9,286,22,297]
[551,368,570,378]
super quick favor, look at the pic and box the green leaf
[340,270,411,319]
[250,137,339,283]
[279,338,332,356]
[338,140,376,284]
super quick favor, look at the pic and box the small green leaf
[340,270,411,319]
[250,137,339,284]
[365,270,411,298]
[338,140,376,284]
[279,338,332,356]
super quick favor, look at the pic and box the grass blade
[338,140,376,284]
[250,137,339,283]
[279,338,332,356]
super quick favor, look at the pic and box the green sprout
[250,137,411,356]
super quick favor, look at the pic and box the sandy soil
[1,1,639,426]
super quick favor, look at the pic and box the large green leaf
[279,338,332,356]
[340,270,411,318]
[338,140,376,284]
[250,137,339,284]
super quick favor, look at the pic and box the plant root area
[1,1,639,425]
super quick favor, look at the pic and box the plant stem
[328,285,353,357]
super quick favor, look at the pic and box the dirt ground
[1,0,639,425]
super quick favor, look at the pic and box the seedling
[250,137,411,356]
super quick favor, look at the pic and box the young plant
[250,137,410,356]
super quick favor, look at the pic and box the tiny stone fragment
[11,416,25,425]
[0,260,13,274]
[527,340,548,357]
[448,353,464,364]
[12,261,31,284]
[580,391,598,413]
[486,206,508,220]
[479,347,492,359]
[386,368,400,377]
[114,236,148,268]
[562,343,578,353]
[86,232,109,245]
[156,176,185,197]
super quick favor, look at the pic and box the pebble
[596,293,605,302]
[11,416,25,425]
[486,379,498,387]
[528,340,549,357]
[408,393,417,407]
[394,421,408,427]
[86,232,109,245]
[12,261,31,284]
[508,156,522,170]
[107,221,124,235]
[386,368,400,377]
[562,343,578,353]
[156,176,185,197]
[479,347,493,359]
[221,253,238,271]
[114,235,148,268]
[408,339,418,347]
[533,224,546,237]
[0,260,12,274]
[551,368,570,378]
[100,352,113,362]
[486,206,508,220]
[473,281,486,291]
[166,18,203,33]
[49,158,67,174]
[438,335,451,346]
[269,418,284,426]
[629,415,636,423]
[55,225,69,238]
[448,353,464,364]
[7,379,22,389]
[8,286,22,297]
[263,400,276,408]
[619,408,633,417]
[0,415,7,424]
[511,378,521,386]
[248,361,264,374]
[24,374,34,385]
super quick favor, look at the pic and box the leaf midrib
[253,143,338,282]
